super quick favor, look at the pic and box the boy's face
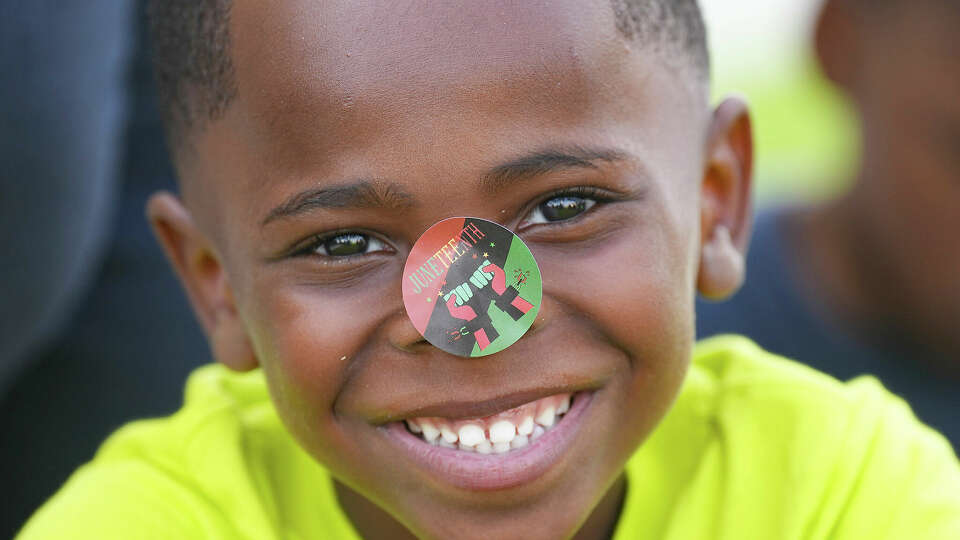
[154,1,751,538]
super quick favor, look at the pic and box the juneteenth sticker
[402,217,542,357]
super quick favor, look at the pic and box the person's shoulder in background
[0,4,210,536]
[619,335,960,539]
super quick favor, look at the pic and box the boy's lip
[379,385,593,423]
[380,390,595,492]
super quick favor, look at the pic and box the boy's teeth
[518,415,534,436]
[458,424,485,447]
[420,421,440,442]
[440,426,459,444]
[403,393,576,454]
[489,420,517,444]
[535,405,556,428]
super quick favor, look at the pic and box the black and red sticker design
[402,217,542,357]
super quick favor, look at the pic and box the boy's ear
[146,192,258,371]
[697,96,754,301]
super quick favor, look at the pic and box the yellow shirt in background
[18,336,960,539]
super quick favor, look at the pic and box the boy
[19,0,960,538]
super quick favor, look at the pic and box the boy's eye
[313,233,388,257]
[524,195,597,225]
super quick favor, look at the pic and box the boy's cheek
[536,217,695,343]
[535,218,694,411]
[242,278,395,426]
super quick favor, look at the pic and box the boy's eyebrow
[261,180,416,226]
[480,146,631,192]
[262,147,634,227]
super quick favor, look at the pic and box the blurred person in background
[0,3,131,396]
[698,0,960,449]
[0,3,207,536]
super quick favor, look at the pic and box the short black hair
[611,0,709,77]
[148,0,235,144]
[148,0,708,144]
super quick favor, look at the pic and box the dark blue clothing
[0,6,207,537]
[0,1,135,389]
[697,208,959,450]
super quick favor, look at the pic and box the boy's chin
[402,498,606,540]
[390,467,626,540]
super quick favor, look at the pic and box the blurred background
[3,0,956,537]
[701,0,856,203]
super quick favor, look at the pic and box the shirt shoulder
[18,365,359,540]
[617,336,960,539]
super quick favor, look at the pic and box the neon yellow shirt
[18,336,960,539]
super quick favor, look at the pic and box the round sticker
[402,217,542,357]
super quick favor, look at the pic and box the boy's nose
[387,313,431,354]
[400,217,542,358]
[388,294,553,356]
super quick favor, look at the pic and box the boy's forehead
[196,0,702,226]
[231,0,621,100]
[227,0,633,148]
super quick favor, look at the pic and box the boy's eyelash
[290,235,331,258]
[288,230,389,259]
[292,235,329,257]
[537,186,625,208]
[538,186,609,202]
[524,186,619,217]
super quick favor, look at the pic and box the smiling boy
[18,0,960,539]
